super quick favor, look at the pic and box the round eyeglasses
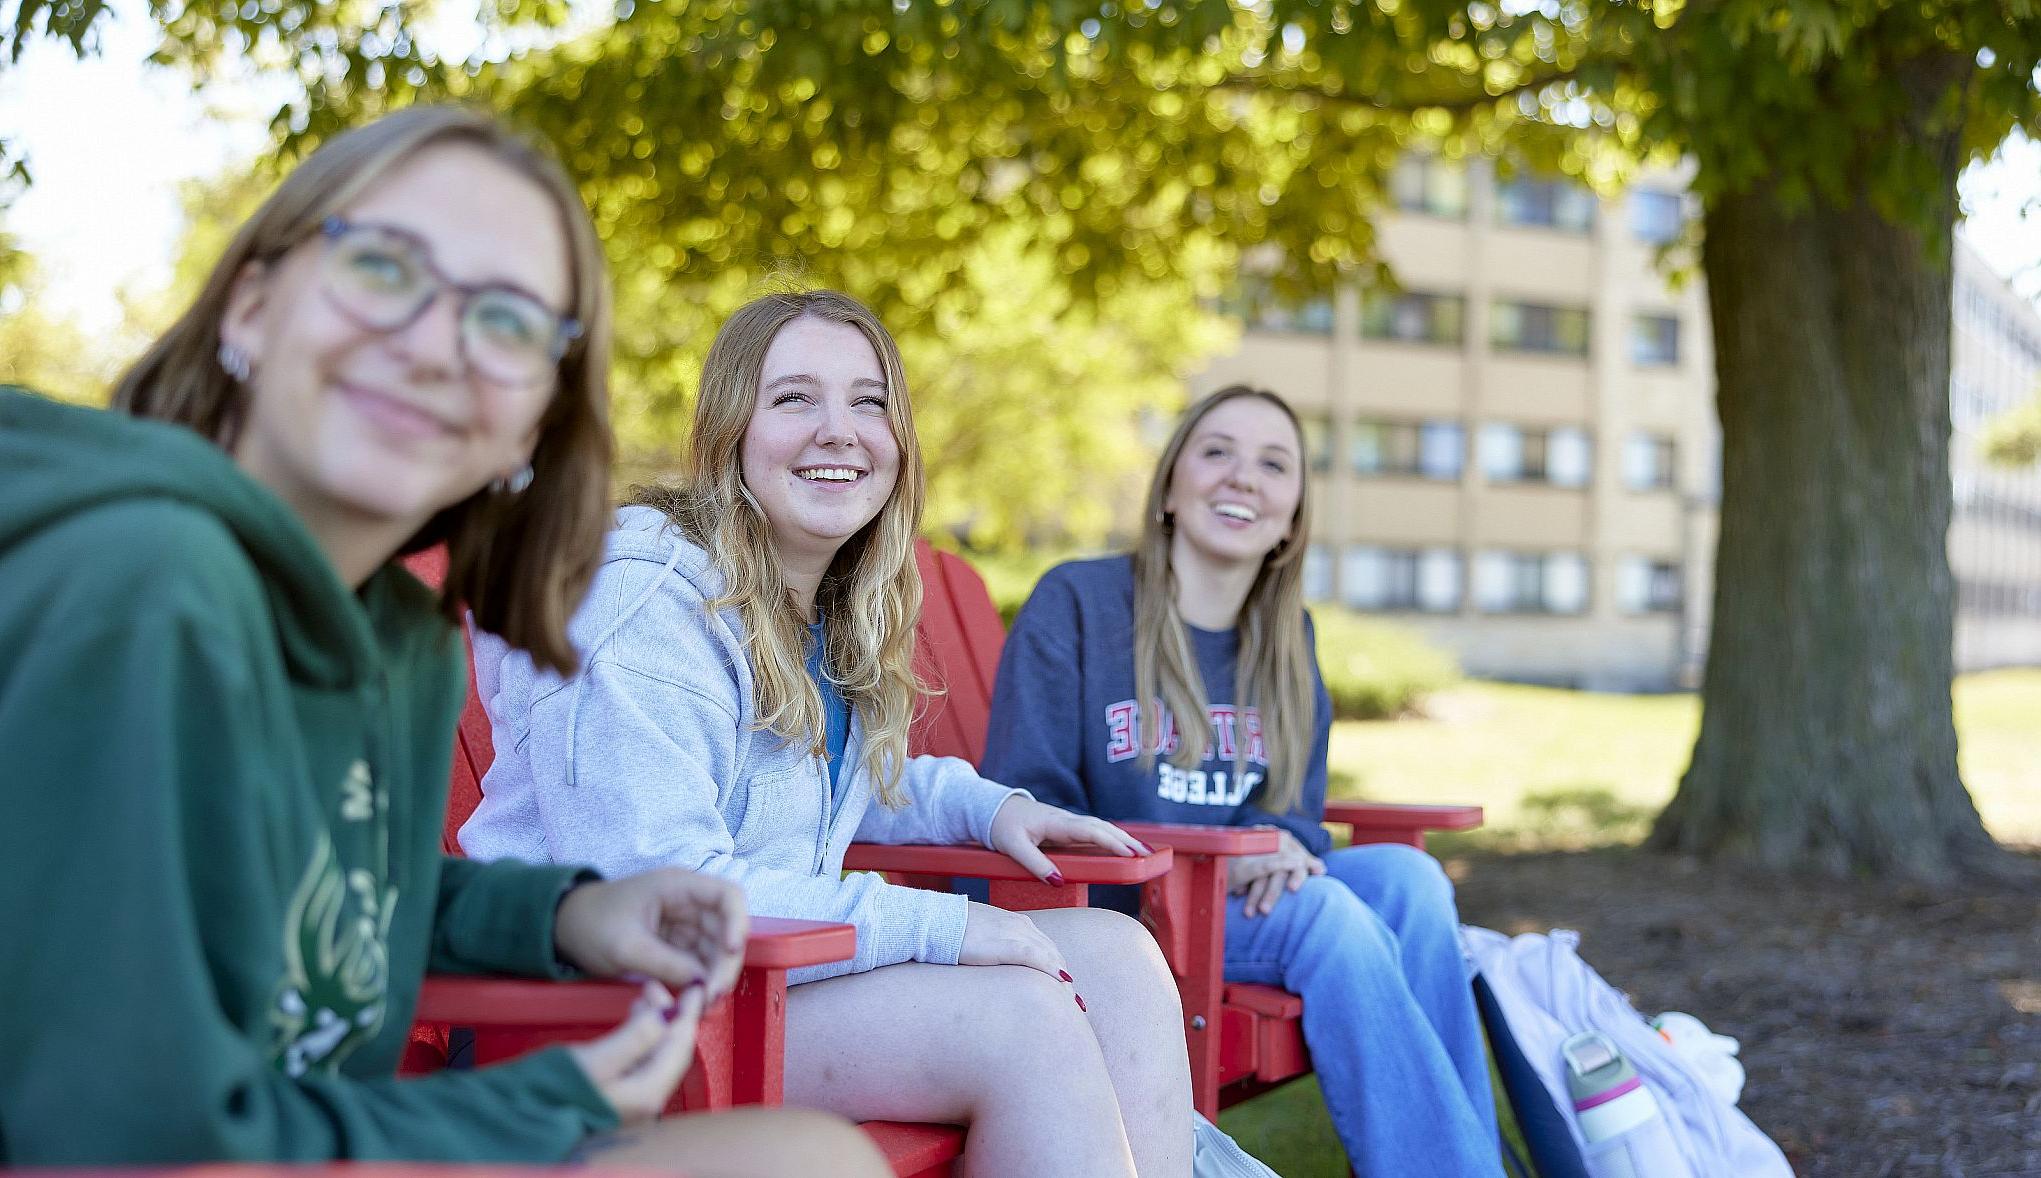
[315,216,581,386]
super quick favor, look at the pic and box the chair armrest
[1320,801,1483,850]
[842,842,1171,883]
[413,976,636,1025]
[409,916,856,1112]
[843,843,1172,911]
[415,915,858,1021]
[1115,821,1282,858]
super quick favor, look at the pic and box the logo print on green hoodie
[269,764,399,1078]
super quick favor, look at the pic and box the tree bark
[1649,90,2004,879]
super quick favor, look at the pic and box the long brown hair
[630,290,926,805]
[1133,385,1317,813]
[110,104,613,676]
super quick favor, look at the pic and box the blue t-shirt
[981,555,1335,865]
[805,621,851,794]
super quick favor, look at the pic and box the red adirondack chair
[872,540,1485,1119]
[397,550,1177,1177]
[396,549,866,1115]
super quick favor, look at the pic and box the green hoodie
[0,386,617,1163]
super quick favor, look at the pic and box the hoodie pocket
[726,765,826,865]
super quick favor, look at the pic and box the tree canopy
[7,2,2036,544]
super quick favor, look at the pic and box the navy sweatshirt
[981,556,1335,877]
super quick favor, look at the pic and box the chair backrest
[415,540,1005,855]
[399,548,490,855]
[907,540,1009,765]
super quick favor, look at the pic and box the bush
[949,545,1092,627]
[1308,606,1460,719]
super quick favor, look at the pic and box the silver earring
[491,465,535,496]
[217,341,252,383]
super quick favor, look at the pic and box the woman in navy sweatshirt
[983,385,1502,1176]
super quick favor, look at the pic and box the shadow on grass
[1425,784,1659,858]
[1217,1078,1347,1178]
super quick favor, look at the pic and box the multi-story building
[1953,247,2041,668]
[1191,156,2041,689]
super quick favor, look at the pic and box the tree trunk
[1649,118,2003,879]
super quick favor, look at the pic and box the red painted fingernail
[662,1001,680,1023]
[1075,994,1088,1012]
[1046,872,1067,887]
[1058,970,1073,983]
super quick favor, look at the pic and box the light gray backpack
[1461,926,1792,1178]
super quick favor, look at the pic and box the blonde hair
[631,290,925,805]
[111,104,614,677]
[1133,385,1317,813]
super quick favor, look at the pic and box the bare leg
[1027,907,1195,1178]
[577,1106,890,1178]
[784,959,1139,1177]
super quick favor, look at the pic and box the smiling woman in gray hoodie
[464,289,1201,1177]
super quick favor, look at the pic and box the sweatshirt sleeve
[429,856,598,978]
[0,578,613,1164]
[510,585,970,981]
[979,569,1097,816]
[852,754,1028,849]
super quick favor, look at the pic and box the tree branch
[1219,61,1605,117]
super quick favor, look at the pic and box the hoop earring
[217,341,252,383]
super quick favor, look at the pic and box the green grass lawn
[1328,667,2041,853]
[1217,669,2041,1174]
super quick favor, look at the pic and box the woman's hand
[567,979,706,1124]
[554,868,749,999]
[986,795,1151,885]
[958,902,1087,1012]
[1226,829,1326,918]
[958,902,1070,977]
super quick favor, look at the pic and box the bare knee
[964,964,1099,1069]
[747,1109,889,1178]
[580,1107,887,1178]
[1034,908,1176,994]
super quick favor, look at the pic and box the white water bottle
[1561,1031,1691,1178]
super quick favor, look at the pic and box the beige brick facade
[1191,157,2041,689]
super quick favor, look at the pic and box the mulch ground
[1451,847,2041,1178]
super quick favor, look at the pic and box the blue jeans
[1223,843,1498,1177]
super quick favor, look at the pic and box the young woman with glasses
[0,105,884,1175]
[981,386,1501,1175]
[462,290,1227,1177]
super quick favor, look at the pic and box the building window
[1361,290,1467,345]
[1617,557,1683,614]
[1352,420,1465,480]
[1343,546,1463,612]
[1629,190,1685,245]
[1390,155,1470,219]
[1632,314,1681,366]
[1492,300,1591,356]
[1220,274,1335,335]
[1622,433,1677,491]
[1495,175,1597,233]
[1474,551,1590,614]
[1480,423,1592,488]
[1959,578,2041,617]
[1303,544,1334,603]
[1298,413,1333,473]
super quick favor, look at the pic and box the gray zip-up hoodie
[461,505,1026,981]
